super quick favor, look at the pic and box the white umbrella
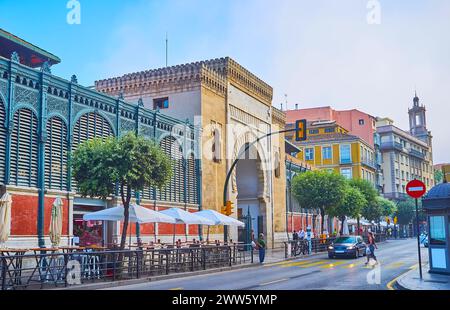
[49,197,63,247]
[83,204,176,224]
[194,209,245,243]
[159,208,215,244]
[0,193,12,248]
[83,204,176,247]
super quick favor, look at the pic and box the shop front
[72,198,109,247]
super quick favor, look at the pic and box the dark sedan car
[328,235,367,259]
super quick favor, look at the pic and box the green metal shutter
[0,98,6,183]
[72,112,114,188]
[10,108,38,187]
[45,117,68,190]
[158,136,183,203]
[187,154,197,204]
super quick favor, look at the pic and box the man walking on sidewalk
[257,233,266,264]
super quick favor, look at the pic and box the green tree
[434,169,443,184]
[72,132,173,250]
[329,186,367,234]
[376,197,397,217]
[292,170,347,234]
[347,179,379,233]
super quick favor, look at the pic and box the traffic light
[295,119,307,141]
[387,218,391,225]
[393,216,398,225]
[225,200,234,216]
[221,205,227,215]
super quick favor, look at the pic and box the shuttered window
[156,136,183,203]
[72,112,114,188]
[45,117,68,190]
[187,154,198,204]
[0,98,6,183]
[10,108,38,187]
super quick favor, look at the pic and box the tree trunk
[357,216,360,236]
[340,216,345,235]
[119,184,132,250]
[320,208,325,234]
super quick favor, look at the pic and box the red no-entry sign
[406,179,426,199]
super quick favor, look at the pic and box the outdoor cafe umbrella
[342,216,350,235]
[49,196,63,247]
[0,192,12,248]
[83,204,176,247]
[159,208,215,245]
[194,210,245,243]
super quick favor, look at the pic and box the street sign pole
[406,179,426,280]
[415,198,423,280]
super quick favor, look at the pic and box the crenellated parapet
[272,106,286,127]
[95,57,273,105]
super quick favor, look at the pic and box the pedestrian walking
[365,231,378,265]
[256,233,266,263]
[299,229,305,240]
[293,230,299,241]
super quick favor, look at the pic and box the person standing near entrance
[256,233,266,263]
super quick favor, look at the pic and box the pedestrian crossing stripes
[266,258,409,270]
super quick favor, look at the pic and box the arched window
[45,117,68,190]
[72,112,114,188]
[157,136,183,203]
[10,108,38,187]
[0,96,7,183]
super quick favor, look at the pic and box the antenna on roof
[165,32,168,67]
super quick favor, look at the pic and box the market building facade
[0,29,200,248]
[96,57,289,247]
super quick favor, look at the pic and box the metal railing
[284,237,337,258]
[0,244,254,290]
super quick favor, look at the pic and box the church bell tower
[408,92,431,146]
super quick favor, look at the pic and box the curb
[51,251,324,290]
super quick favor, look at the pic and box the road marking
[259,278,289,286]
[297,260,330,268]
[342,260,366,269]
[281,259,318,267]
[169,287,183,290]
[409,263,419,270]
[385,262,405,269]
[319,261,350,269]
[264,259,305,267]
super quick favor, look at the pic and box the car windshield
[334,237,356,244]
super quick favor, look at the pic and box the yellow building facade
[287,121,377,184]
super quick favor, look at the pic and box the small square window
[153,97,169,109]
[359,119,365,125]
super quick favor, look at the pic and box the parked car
[328,235,367,259]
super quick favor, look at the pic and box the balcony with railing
[361,158,376,169]
[380,141,404,152]
[409,148,425,159]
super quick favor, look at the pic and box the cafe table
[28,247,60,288]
[0,248,29,288]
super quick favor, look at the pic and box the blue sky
[1,0,449,163]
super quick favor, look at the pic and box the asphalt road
[107,239,427,290]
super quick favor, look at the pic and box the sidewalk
[54,247,318,290]
[396,265,450,290]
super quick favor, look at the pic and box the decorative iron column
[4,52,20,185]
[37,62,51,247]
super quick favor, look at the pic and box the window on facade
[305,148,314,161]
[359,119,365,125]
[309,129,319,135]
[324,127,335,133]
[211,121,222,163]
[340,144,351,164]
[322,146,332,160]
[274,149,281,178]
[153,97,169,109]
[340,168,352,179]
[429,216,446,245]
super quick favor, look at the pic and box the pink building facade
[285,106,376,146]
